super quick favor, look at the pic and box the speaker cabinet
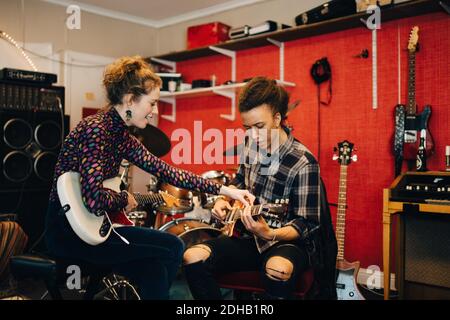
[1,80,68,248]
[397,212,450,299]
[0,110,69,191]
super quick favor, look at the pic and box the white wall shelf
[160,80,295,99]
[152,29,298,122]
[159,80,295,122]
[147,0,441,63]
[149,0,445,123]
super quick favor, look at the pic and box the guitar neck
[407,52,417,115]
[133,193,164,206]
[336,165,348,261]
[226,205,262,222]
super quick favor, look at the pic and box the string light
[0,30,38,71]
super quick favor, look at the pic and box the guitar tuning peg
[351,155,358,162]
[285,199,289,204]
[275,199,280,204]
[332,154,339,161]
[280,199,285,204]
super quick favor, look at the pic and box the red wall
[157,12,450,269]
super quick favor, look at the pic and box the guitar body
[218,201,248,237]
[57,172,134,245]
[336,259,365,300]
[402,105,434,160]
[58,172,181,245]
[220,221,236,237]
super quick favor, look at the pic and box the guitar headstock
[159,190,182,207]
[407,26,419,53]
[333,140,357,166]
[259,200,289,222]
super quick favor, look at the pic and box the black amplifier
[0,80,64,113]
[389,171,450,203]
[0,68,57,85]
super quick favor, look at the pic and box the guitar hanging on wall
[393,26,434,177]
[333,140,365,300]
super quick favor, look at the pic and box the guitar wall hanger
[402,43,420,52]
[354,49,369,58]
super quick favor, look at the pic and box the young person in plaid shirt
[183,77,322,300]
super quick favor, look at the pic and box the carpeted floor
[1,271,390,300]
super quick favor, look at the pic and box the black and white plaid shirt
[230,128,321,252]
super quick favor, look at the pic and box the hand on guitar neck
[213,199,272,240]
[212,198,290,241]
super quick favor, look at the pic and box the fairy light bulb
[0,30,38,71]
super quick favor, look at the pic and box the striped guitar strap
[394,104,405,177]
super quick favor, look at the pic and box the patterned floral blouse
[49,107,221,214]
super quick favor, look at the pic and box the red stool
[215,267,315,299]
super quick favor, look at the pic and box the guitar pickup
[404,130,417,143]
[336,283,346,289]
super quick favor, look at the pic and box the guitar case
[312,179,338,299]
[295,0,356,26]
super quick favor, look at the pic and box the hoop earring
[126,110,132,121]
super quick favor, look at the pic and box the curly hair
[238,76,289,120]
[103,55,162,107]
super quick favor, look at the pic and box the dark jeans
[184,236,309,300]
[44,201,184,299]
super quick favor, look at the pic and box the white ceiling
[43,0,266,28]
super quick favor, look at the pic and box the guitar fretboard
[407,52,416,115]
[133,193,164,206]
[225,205,262,222]
[336,165,348,261]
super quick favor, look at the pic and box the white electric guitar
[57,171,181,245]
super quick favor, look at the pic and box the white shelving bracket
[267,38,285,83]
[150,57,177,72]
[209,46,237,121]
[213,88,236,121]
[209,46,236,82]
[160,97,176,122]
